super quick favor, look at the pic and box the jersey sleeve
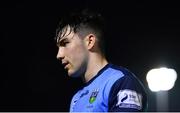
[108,72,147,112]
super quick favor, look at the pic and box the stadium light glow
[146,67,177,92]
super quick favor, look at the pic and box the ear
[84,34,96,50]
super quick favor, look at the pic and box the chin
[67,70,76,77]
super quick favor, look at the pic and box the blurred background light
[146,67,177,92]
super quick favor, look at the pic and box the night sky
[1,0,180,111]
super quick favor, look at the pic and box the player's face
[56,26,88,77]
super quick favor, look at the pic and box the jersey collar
[84,63,112,86]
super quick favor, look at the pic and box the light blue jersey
[70,64,147,112]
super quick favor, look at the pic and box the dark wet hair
[55,8,107,55]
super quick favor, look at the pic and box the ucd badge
[89,89,99,104]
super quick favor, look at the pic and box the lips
[62,62,69,69]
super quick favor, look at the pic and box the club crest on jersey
[89,89,99,104]
[116,89,142,110]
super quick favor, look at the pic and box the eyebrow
[57,37,68,46]
[56,33,75,47]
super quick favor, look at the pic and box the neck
[83,53,108,83]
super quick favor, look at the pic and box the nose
[56,47,64,60]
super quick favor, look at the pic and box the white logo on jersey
[116,89,142,110]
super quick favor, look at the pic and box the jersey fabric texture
[70,63,147,112]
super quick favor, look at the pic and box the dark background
[1,0,180,111]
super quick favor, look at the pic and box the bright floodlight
[146,67,177,92]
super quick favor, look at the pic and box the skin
[56,25,108,83]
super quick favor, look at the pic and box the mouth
[62,62,69,69]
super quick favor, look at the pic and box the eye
[60,41,69,47]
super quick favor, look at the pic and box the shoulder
[103,64,140,85]
[100,64,144,98]
[107,64,148,111]
[106,64,145,89]
[107,64,147,98]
